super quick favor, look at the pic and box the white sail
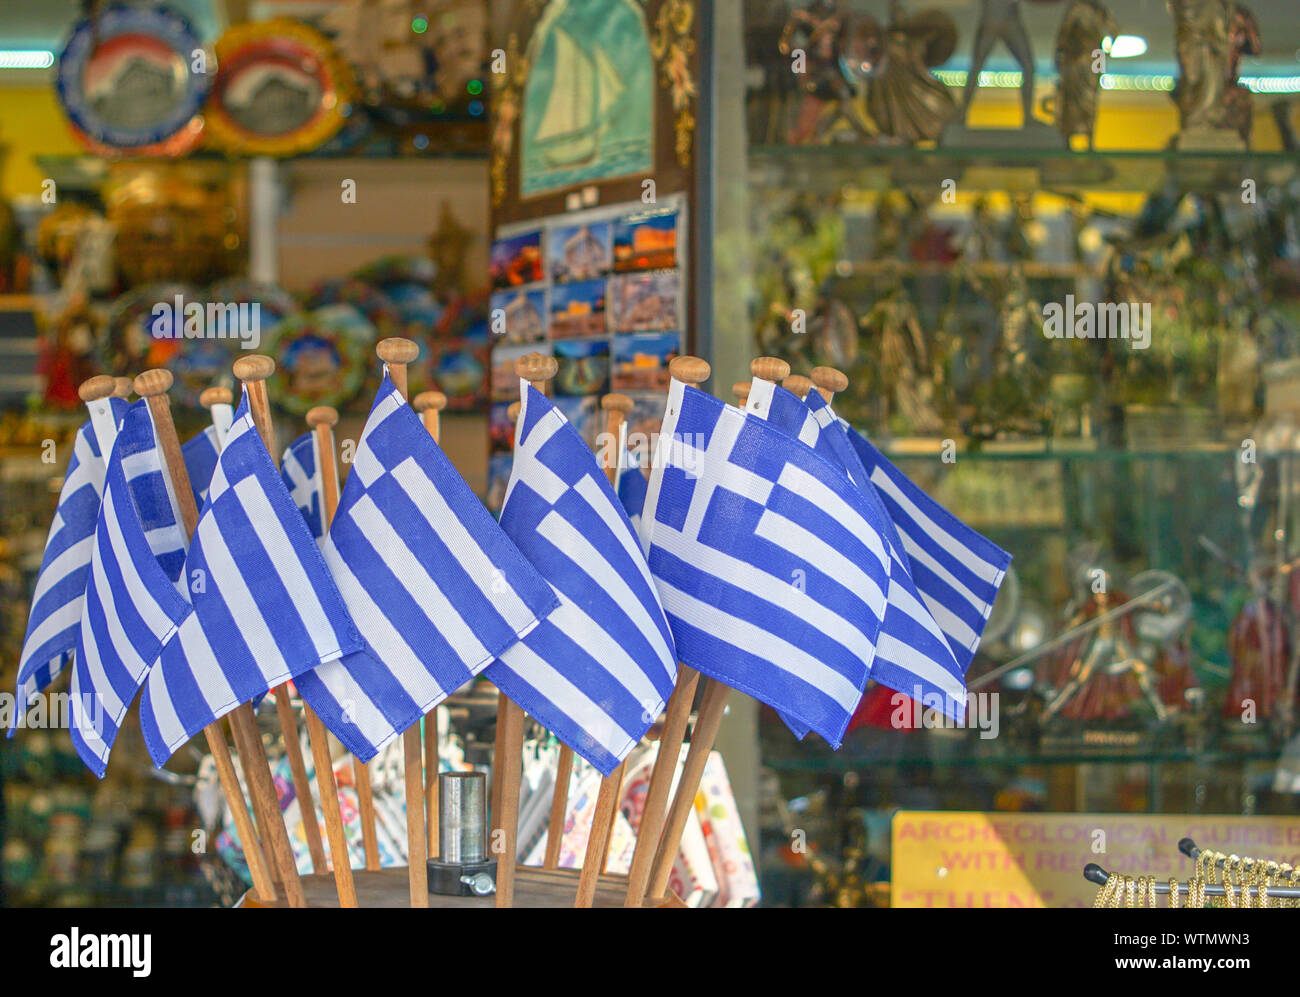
[594,45,624,117]
[536,28,595,142]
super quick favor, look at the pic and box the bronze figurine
[960,0,1061,128]
[1169,0,1261,145]
[1050,0,1117,149]
[865,2,959,143]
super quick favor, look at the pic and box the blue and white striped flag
[842,416,1010,676]
[747,379,972,722]
[295,375,560,762]
[182,425,222,507]
[12,403,125,724]
[640,377,891,747]
[70,402,192,776]
[748,379,1008,722]
[139,395,364,767]
[281,431,326,542]
[484,384,676,775]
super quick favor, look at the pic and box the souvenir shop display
[55,4,211,158]
[9,0,1300,921]
[205,20,356,158]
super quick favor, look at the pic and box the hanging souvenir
[206,19,356,157]
[56,5,210,157]
[263,307,371,416]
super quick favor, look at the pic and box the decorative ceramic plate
[206,19,355,157]
[263,307,371,416]
[56,5,210,156]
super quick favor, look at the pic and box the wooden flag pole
[412,389,448,858]
[644,677,731,899]
[192,380,282,900]
[495,351,556,907]
[731,381,751,408]
[642,355,791,901]
[781,373,814,402]
[810,366,848,403]
[232,369,356,906]
[111,377,133,400]
[308,405,382,875]
[271,405,358,908]
[569,392,637,906]
[374,337,429,909]
[541,745,574,868]
[229,358,329,880]
[131,368,296,905]
[621,355,710,907]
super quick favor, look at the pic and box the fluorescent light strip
[0,50,55,69]
[934,70,1300,95]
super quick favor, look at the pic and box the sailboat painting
[521,0,654,197]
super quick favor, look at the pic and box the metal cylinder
[439,771,486,864]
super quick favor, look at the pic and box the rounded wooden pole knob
[78,375,117,403]
[731,381,751,402]
[306,406,339,429]
[376,337,420,366]
[515,352,557,383]
[601,393,634,416]
[133,369,174,397]
[112,377,133,399]
[668,356,710,386]
[200,386,233,409]
[811,366,849,397]
[507,400,522,423]
[783,374,814,400]
[750,356,790,383]
[233,355,276,382]
[413,391,448,413]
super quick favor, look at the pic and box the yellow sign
[890,811,1300,908]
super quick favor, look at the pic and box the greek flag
[182,425,222,507]
[13,403,124,722]
[640,377,891,747]
[842,417,1011,675]
[70,402,191,776]
[295,375,559,762]
[139,395,364,767]
[484,384,676,775]
[748,379,1008,720]
[281,431,325,542]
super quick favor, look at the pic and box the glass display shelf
[749,143,1299,194]
[759,733,1286,772]
[877,440,1261,463]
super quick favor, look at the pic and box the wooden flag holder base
[236,867,686,908]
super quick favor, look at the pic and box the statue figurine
[779,1,883,143]
[959,1,1049,128]
[1050,0,1117,149]
[1222,3,1262,143]
[864,2,959,143]
[1169,0,1261,146]
[861,279,942,434]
